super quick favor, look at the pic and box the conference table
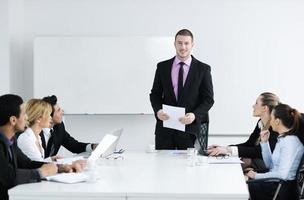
[9,151,249,200]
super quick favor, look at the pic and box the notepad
[46,172,89,184]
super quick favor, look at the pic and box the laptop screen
[87,129,123,163]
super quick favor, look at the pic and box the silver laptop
[102,128,123,157]
[87,129,123,164]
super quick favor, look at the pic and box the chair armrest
[247,178,285,184]
[255,169,269,173]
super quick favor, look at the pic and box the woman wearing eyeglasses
[246,104,304,200]
[207,92,280,171]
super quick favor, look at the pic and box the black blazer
[0,136,43,200]
[150,56,214,135]
[40,122,89,157]
[231,120,278,159]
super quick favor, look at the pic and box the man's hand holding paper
[162,104,185,132]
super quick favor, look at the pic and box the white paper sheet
[207,156,244,164]
[163,104,185,132]
[46,173,89,184]
[88,134,118,163]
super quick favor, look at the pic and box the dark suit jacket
[40,122,89,157]
[231,120,278,159]
[150,56,214,136]
[0,135,43,200]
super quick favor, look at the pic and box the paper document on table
[46,172,89,184]
[163,104,185,132]
[207,156,244,164]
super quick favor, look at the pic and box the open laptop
[100,128,122,158]
[87,128,123,164]
[46,129,123,183]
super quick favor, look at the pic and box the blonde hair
[255,92,280,145]
[26,99,52,127]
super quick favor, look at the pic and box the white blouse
[17,127,52,162]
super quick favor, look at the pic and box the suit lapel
[165,57,178,104]
[40,131,46,150]
[11,144,17,168]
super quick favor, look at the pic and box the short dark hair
[175,29,194,41]
[0,94,24,126]
[42,95,57,117]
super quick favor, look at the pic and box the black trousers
[248,179,298,200]
[155,128,196,150]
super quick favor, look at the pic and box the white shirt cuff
[230,146,239,157]
[44,157,53,163]
[86,144,93,152]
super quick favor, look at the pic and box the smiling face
[174,35,193,61]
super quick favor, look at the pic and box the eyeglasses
[105,155,124,160]
[104,149,125,160]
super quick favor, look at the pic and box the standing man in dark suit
[150,29,214,150]
[41,95,97,157]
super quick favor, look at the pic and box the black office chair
[196,122,209,156]
[247,153,304,200]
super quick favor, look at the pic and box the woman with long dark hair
[246,104,304,199]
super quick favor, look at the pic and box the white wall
[6,0,304,151]
[9,0,25,96]
[0,0,9,94]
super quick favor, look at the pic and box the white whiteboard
[34,36,175,114]
[34,34,304,135]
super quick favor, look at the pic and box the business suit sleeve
[231,123,278,158]
[231,123,262,158]
[0,143,17,189]
[150,64,163,117]
[60,123,88,154]
[235,123,260,147]
[15,145,44,169]
[15,145,43,184]
[192,65,214,122]
[0,143,42,190]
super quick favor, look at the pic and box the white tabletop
[9,150,249,200]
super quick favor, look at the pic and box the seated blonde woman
[18,99,61,162]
